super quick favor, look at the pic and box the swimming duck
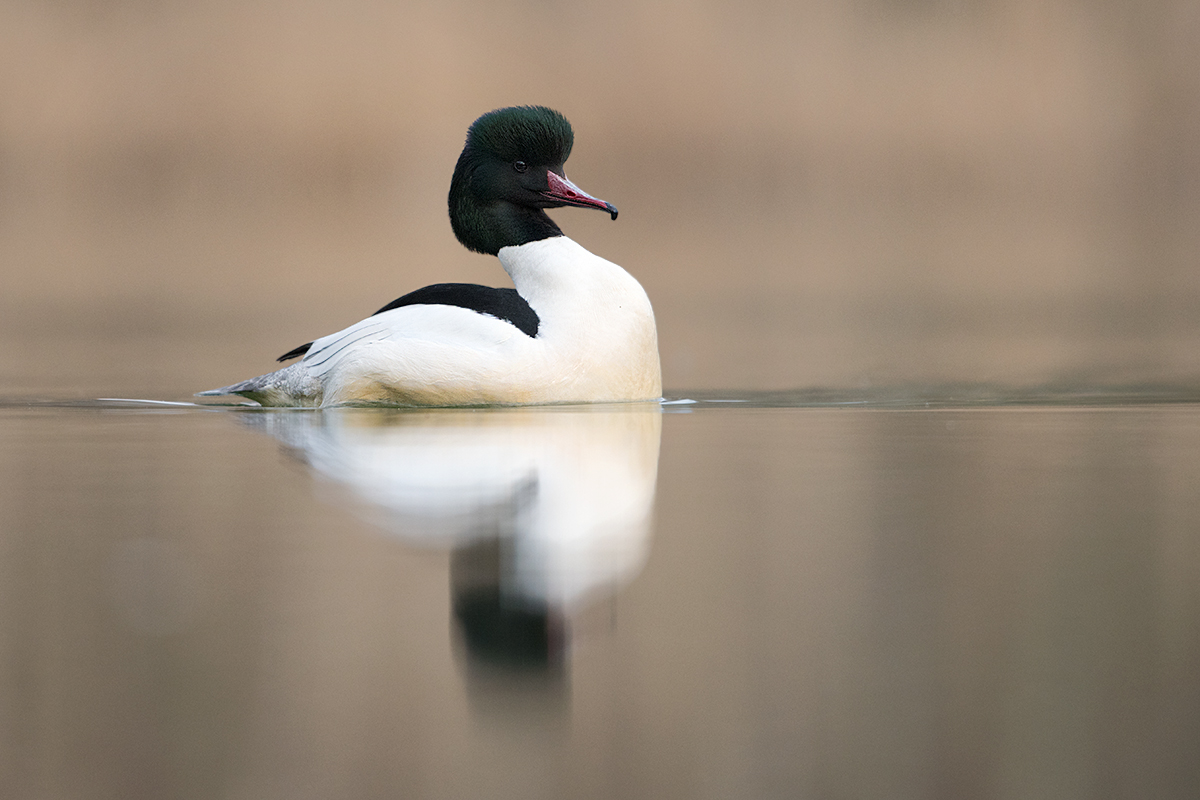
[198,106,661,407]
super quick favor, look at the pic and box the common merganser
[198,106,661,407]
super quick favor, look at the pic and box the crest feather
[466,106,574,165]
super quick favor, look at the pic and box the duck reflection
[240,405,661,682]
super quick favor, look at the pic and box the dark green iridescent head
[448,106,617,256]
[467,105,574,168]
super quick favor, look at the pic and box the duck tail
[195,363,321,407]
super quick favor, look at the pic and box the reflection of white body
[247,406,661,609]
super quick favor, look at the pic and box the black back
[369,283,539,335]
[276,282,539,362]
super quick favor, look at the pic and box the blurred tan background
[2,0,1199,397]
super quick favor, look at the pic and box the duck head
[449,106,618,255]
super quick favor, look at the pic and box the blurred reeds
[2,0,1198,394]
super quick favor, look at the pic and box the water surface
[2,393,1198,799]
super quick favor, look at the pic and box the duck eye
[513,161,528,173]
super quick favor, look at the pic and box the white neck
[498,236,662,400]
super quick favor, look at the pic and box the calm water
[3,393,1199,799]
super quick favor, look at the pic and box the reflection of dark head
[453,587,561,668]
